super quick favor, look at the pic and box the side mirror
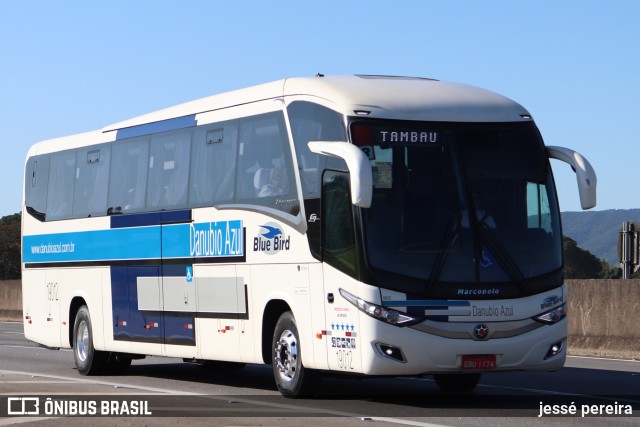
[547,146,597,210]
[307,141,373,208]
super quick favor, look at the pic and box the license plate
[462,354,496,370]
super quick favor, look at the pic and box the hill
[561,209,640,266]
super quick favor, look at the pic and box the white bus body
[22,75,596,396]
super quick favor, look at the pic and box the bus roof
[103,75,531,134]
[29,75,532,156]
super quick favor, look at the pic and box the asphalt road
[0,321,638,426]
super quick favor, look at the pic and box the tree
[562,235,639,279]
[563,236,602,279]
[0,213,21,279]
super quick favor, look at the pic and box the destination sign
[374,128,439,144]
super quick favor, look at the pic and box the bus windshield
[352,121,562,298]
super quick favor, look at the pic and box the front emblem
[473,324,489,340]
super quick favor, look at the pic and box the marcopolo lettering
[457,288,500,296]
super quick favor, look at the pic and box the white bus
[22,75,596,397]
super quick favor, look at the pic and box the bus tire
[433,373,481,393]
[272,311,319,398]
[73,306,107,375]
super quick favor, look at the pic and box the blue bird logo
[260,225,282,239]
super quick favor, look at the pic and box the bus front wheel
[272,311,319,397]
[73,306,108,375]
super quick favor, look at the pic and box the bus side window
[46,151,76,221]
[236,112,298,216]
[287,101,347,199]
[189,124,238,207]
[73,145,111,217]
[108,138,149,214]
[147,131,191,210]
[25,155,50,220]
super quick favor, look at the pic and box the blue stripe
[22,219,244,264]
[23,228,160,263]
[383,300,470,307]
[111,210,192,228]
[115,115,196,140]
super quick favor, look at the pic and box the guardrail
[0,280,22,323]
[1,279,638,359]
[566,279,640,359]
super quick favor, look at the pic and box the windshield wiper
[423,212,461,294]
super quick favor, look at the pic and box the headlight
[339,288,422,327]
[533,303,567,324]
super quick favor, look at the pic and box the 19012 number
[336,349,353,370]
[46,282,58,302]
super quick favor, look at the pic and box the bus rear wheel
[272,311,319,397]
[73,305,108,375]
[433,373,481,393]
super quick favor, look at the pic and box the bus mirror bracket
[547,146,597,210]
[308,141,373,208]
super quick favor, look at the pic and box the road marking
[0,345,71,352]
[0,369,456,427]
[370,419,450,427]
[0,417,55,426]
[0,345,41,350]
[0,369,199,395]
[0,381,77,384]
[567,355,640,363]
[2,332,24,335]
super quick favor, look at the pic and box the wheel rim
[274,329,298,382]
[76,320,89,363]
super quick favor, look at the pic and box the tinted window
[323,170,357,277]
[356,121,562,297]
[46,151,76,220]
[288,101,347,199]
[236,112,299,216]
[108,138,149,214]
[147,131,191,210]
[189,122,238,206]
[25,155,50,218]
[73,145,110,217]
[28,111,301,223]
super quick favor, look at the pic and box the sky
[1,1,638,217]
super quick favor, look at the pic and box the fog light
[544,339,565,360]
[376,343,406,363]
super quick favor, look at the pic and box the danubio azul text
[190,220,243,257]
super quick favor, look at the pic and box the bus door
[110,222,163,352]
[159,212,197,357]
[111,211,194,355]
[321,170,362,373]
[126,265,163,348]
